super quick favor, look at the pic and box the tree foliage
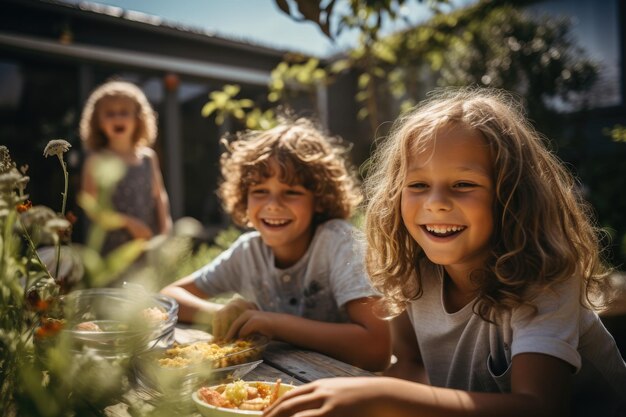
[206,0,596,137]
[274,0,433,40]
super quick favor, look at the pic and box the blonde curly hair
[79,80,157,151]
[219,118,362,227]
[364,88,612,319]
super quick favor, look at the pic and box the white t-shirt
[405,263,626,415]
[193,219,377,323]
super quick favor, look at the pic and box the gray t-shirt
[193,219,377,323]
[406,263,626,415]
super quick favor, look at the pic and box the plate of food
[133,336,269,397]
[192,379,296,417]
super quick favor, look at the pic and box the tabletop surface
[105,336,375,416]
[245,341,375,385]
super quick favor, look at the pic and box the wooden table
[105,338,375,416]
[244,341,375,385]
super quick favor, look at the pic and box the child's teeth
[426,225,464,234]
[265,219,288,225]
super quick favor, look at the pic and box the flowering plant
[1,142,68,415]
[1,141,241,416]
[0,141,140,416]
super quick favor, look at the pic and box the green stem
[59,157,68,217]
[19,220,54,283]
[55,155,69,279]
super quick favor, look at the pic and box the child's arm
[384,311,428,384]
[146,148,172,235]
[120,214,153,239]
[264,353,573,417]
[160,274,226,324]
[80,155,97,197]
[224,296,391,372]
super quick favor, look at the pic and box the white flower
[0,170,22,189]
[44,218,71,233]
[19,205,57,229]
[43,139,71,158]
[0,145,14,173]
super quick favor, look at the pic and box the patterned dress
[102,154,158,255]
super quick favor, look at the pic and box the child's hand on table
[212,297,258,339]
[224,309,278,340]
[263,377,382,417]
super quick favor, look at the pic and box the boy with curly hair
[161,119,390,371]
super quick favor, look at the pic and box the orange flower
[35,318,65,339]
[16,200,32,213]
[65,211,77,224]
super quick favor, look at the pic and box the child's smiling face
[97,96,137,144]
[401,124,495,276]
[246,159,318,268]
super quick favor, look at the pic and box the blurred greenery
[606,125,626,143]
[0,142,244,416]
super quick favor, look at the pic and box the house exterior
[0,0,336,231]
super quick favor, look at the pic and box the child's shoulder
[314,219,363,252]
[318,218,359,237]
[231,229,263,247]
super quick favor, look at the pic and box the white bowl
[192,381,297,417]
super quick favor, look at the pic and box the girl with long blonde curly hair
[264,89,625,417]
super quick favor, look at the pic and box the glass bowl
[60,287,178,358]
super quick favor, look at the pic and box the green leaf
[358,73,371,88]
[296,70,312,84]
[268,92,281,103]
[201,102,217,117]
[305,58,320,69]
[78,246,105,284]
[210,91,229,107]
[372,43,397,64]
[355,91,369,102]
[270,79,285,91]
[233,109,245,120]
[313,69,327,81]
[329,59,351,73]
[223,84,241,97]
[93,240,145,287]
[77,192,125,231]
[372,67,386,78]
[239,99,255,108]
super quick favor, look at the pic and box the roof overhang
[0,31,271,86]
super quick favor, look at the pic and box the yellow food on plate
[197,379,282,411]
[157,338,260,369]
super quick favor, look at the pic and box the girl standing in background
[80,80,171,254]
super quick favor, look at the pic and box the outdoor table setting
[87,298,376,417]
